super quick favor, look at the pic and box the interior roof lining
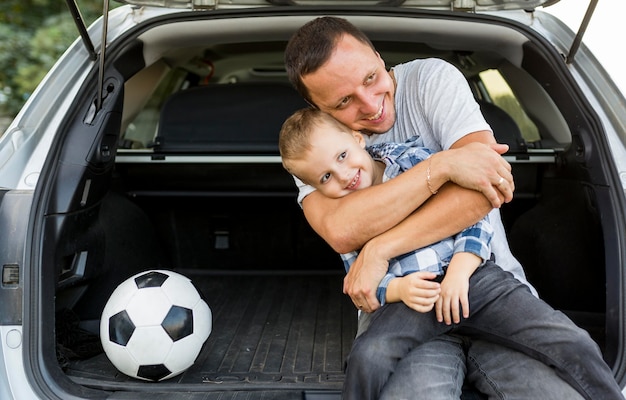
[137,14,529,69]
[128,13,576,143]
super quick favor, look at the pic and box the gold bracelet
[427,156,438,195]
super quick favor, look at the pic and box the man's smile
[366,103,384,122]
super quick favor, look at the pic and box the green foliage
[0,1,67,28]
[0,0,106,117]
[14,15,81,102]
[0,25,31,113]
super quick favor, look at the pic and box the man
[283,16,619,399]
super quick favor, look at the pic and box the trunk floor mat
[63,271,606,399]
[66,271,358,391]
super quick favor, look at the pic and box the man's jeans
[378,335,585,400]
[343,261,622,400]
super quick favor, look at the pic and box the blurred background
[0,1,111,133]
[0,0,623,135]
[545,0,625,94]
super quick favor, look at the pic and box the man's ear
[376,51,386,65]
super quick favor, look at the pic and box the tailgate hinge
[192,0,218,10]
[65,0,111,117]
[566,0,598,64]
[96,0,111,113]
[451,0,475,12]
[65,0,97,61]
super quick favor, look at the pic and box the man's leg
[379,335,468,400]
[377,335,587,400]
[343,302,449,400]
[461,262,622,400]
[465,338,584,400]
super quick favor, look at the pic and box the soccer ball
[100,270,212,381]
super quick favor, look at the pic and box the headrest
[154,83,308,154]
[479,101,527,153]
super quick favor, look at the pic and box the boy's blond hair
[279,107,352,175]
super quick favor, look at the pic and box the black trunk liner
[67,272,357,392]
[63,271,605,399]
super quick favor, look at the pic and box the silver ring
[497,177,504,185]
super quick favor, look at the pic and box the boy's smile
[289,122,384,199]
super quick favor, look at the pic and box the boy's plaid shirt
[340,136,493,305]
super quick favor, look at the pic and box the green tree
[0,0,105,118]
[0,25,31,114]
[0,0,68,28]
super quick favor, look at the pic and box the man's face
[301,35,396,134]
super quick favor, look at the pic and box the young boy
[279,107,618,400]
[280,108,492,325]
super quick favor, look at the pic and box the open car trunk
[22,4,625,399]
[53,157,611,396]
[53,174,359,396]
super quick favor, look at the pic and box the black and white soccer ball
[100,270,212,381]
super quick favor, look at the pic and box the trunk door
[113,0,556,11]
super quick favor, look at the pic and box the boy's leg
[466,338,584,400]
[343,302,449,400]
[379,335,467,400]
[461,261,622,400]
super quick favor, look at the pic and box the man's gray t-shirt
[295,58,536,295]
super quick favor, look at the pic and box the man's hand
[343,241,389,313]
[433,141,513,209]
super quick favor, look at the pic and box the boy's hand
[435,252,480,324]
[435,272,470,325]
[435,273,469,325]
[388,272,441,313]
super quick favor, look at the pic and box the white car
[1,1,625,399]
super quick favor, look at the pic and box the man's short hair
[284,16,375,105]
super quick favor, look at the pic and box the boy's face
[301,34,396,135]
[289,123,381,199]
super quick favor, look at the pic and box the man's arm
[378,213,491,316]
[342,131,511,312]
[344,181,494,311]
[302,132,512,254]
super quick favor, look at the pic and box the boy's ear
[351,130,366,148]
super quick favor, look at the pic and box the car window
[122,64,544,151]
[121,66,194,150]
[478,69,541,143]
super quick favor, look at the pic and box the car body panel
[115,0,555,11]
[1,2,625,399]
